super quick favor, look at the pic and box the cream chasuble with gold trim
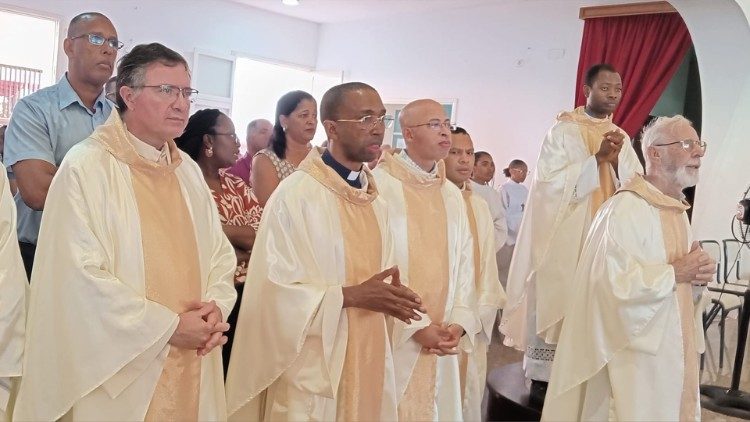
[14,112,236,421]
[542,174,706,421]
[226,148,398,421]
[373,151,479,421]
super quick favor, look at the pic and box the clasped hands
[169,300,229,356]
[595,130,624,166]
[342,265,464,356]
[413,322,465,356]
[672,241,717,286]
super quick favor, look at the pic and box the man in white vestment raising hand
[500,63,643,404]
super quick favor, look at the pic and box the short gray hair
[247,119,270,133]
[116,43,189,111]
[640,115,693,166]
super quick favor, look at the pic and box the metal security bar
[0,64,43,120]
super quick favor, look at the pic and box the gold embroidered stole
[132,161,202,421]
[557,106,619,216]
[380,153,450,421]
[90,113,203,420]
[297,150,386,421]
[618,175,698,420]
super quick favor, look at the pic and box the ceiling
[230,0,503,24]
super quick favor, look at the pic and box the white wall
[2,0,748,242]
[682,0,750,242]
[316,0,653,184]
[0,0,320,79]
[317,0,750,243]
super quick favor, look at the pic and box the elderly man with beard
[542,115,714,421]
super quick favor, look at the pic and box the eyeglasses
[212,132,239,142]
[408,119,455,131]
[136,84,199,101]
[335,114,395,129]
[652,139,707,152]
[69,33,124,50]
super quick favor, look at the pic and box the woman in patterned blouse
[251,90,317,206]
[175,109,261,374]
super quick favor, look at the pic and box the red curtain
[574,13,692,137]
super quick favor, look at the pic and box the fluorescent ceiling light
[282,0,300,5]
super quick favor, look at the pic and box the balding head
[320,82,378,122]
[246,119,273,153]
[63,12,117,90]
[67,12,112,37]
[400,99,452,168]
[398,99,443,128]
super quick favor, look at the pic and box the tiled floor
[486,312,750,421]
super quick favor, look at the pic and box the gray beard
[675,166,699,189]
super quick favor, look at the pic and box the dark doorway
[631,46,702,219]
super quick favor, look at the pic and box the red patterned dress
[210,170,262,283]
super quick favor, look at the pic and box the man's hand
[413,323,451,351]
[342,266,427,324]
[672,241,716,286]
[416,323,463,356]
[169,301,229,356]
[595,130,624,166]
[196,301,230,356]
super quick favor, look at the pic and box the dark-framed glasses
[409,119,455,131]
[137,84,199,101]
[335,114,394,129]
[70,33,124,50]
[652,139,707,152]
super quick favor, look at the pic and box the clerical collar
[321,149,362,188]
[400,149,437,178]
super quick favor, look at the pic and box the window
[0,8,58,123]
[231,57,342,150]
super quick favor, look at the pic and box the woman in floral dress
[175,108,261,374]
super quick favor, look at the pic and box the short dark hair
[585,63,618,87]
[320,82,376,122]
[474,151,492,161]
[67,12,109,37]
[451,126,468,136]
[270,90,315,159]
[175,109,224,161]
[503,159,526,177]
[116,43,189,111]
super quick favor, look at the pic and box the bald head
[400,99,451,168]
[67,12,112,37]
[398,99,444,128]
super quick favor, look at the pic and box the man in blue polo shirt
[3,12,121,277]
